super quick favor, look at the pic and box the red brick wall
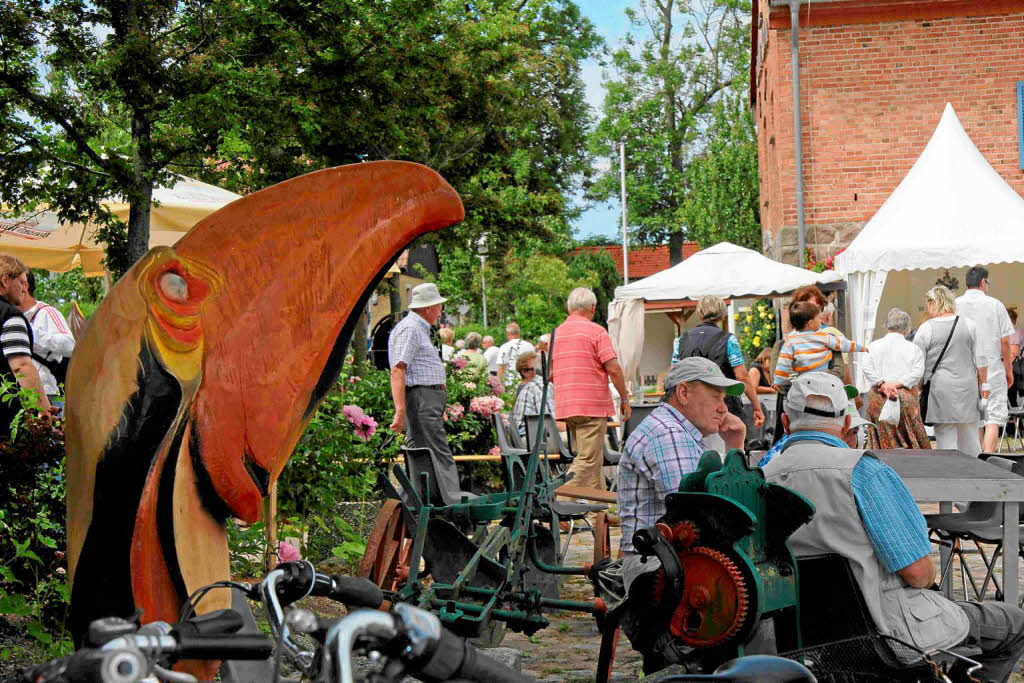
[754,2,1024,263]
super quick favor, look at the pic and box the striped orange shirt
[551,313,617,419]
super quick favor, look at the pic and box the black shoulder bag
[920,316,958,426]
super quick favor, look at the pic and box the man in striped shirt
[550,287,630,492]
[0,255,53,437]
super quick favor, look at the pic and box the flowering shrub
[469,395,505,417]
[0,381,71,656]
[735,299,777,359]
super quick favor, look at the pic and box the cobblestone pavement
[504,509,1024,682]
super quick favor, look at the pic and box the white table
[878,450,1024,605]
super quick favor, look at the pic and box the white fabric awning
[835,103,1024,276]
[614,241,841,301]
[0,175,241,275]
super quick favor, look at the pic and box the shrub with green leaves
[735,299,777,359]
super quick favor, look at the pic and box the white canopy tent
[835,103,1024,388]
[0,176,241,275]
[610,242,843,394]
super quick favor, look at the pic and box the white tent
[610,242,842,394]
[835,103,1024,387]
[0,175,241,275]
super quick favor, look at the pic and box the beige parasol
[0,176,241,276]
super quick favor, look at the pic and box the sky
[571,2,633,240]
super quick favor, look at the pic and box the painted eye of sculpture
[159,272,188,302]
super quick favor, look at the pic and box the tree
[567,249,620,327]
[587,0,750,264]
[211,0,601,268]
[0,0,281,276]
[681,95,761,250]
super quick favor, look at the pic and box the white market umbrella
[614,241,841,301]
[0,175,241,276]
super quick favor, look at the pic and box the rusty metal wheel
[358,499,413,592]
[594,511,612,565]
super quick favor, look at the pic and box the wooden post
[263,481,278,572]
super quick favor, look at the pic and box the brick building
[751,0,1024,265]
[569,242,701,283]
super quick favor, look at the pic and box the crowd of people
[387,267,1024,682]
[0,255,75,436]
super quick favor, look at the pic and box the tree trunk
[127,98,153,267]
[669,231,685,266]
[352,302,369,373]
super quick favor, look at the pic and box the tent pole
[620,140,629,285]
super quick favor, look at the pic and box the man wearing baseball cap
[618,357,748,588]
[762,372,1024,681]
[388,283,463,504]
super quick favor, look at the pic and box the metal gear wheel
[668,546,751,648]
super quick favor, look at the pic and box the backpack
[1013,345,1024,394]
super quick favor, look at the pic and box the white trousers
[933,422,982,457]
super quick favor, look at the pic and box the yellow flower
[746,315,753,323]
[733,313,739,320]
[744,326,750,333]
[753,336,761,346]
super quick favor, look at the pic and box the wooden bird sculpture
[64,162,464,673]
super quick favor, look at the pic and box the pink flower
[56,567,66,576]
[469,395,505,417]
[279,540,301,563]
[452,356,469,369]
[354,415,378,441]
[488,376,504,396]
[343,404,365,426]
[463,382,477,390]
[348,376,361,384]
[488,446,501,456]
[445,404,465,422]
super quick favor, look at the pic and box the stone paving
[503,508,1024,682]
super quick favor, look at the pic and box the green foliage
[0,0,286,275]
[588,0,751,258]
[0,381,70,654]
[31,268,104,321]
[567,249,621,327]
[735,299,777,359]
[680,97,761,250]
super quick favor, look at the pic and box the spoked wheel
[358,499,413,592]
[594,511,612,565]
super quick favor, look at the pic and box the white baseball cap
[408,283,447,309]
[784,372,858,419]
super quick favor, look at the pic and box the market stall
[610,241,843,394]
[835,104,1024,388]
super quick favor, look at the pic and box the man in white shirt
[497,322,535,386]
[19,272,75,402]
[482,335,500,376]
[956,266,1014,452]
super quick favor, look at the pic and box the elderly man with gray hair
[550,287,630,493]
[861,307,929,449]
[761,373,1024,682]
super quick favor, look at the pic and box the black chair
[401,446,477,506]
[492,413,527,458]
[524,415,575,470]
[926,456,1017,601]
[778,554,978,681]
[622,404,656,443]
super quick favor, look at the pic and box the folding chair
[926,455,1017,601]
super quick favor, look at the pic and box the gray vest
[763,442,968,657]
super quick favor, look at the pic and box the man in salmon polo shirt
[551,287,631,491]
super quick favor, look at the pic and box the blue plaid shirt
[388,312,446,386]
[764,431,931,573]
[618,403,707,553]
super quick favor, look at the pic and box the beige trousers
[565,415,608,490]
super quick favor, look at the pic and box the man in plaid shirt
[619,357,747,578]
[389,283,463,504]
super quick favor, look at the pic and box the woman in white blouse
[863,308,930,449]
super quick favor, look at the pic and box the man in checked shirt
[389,283,464,504]
[618,357,747,590]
